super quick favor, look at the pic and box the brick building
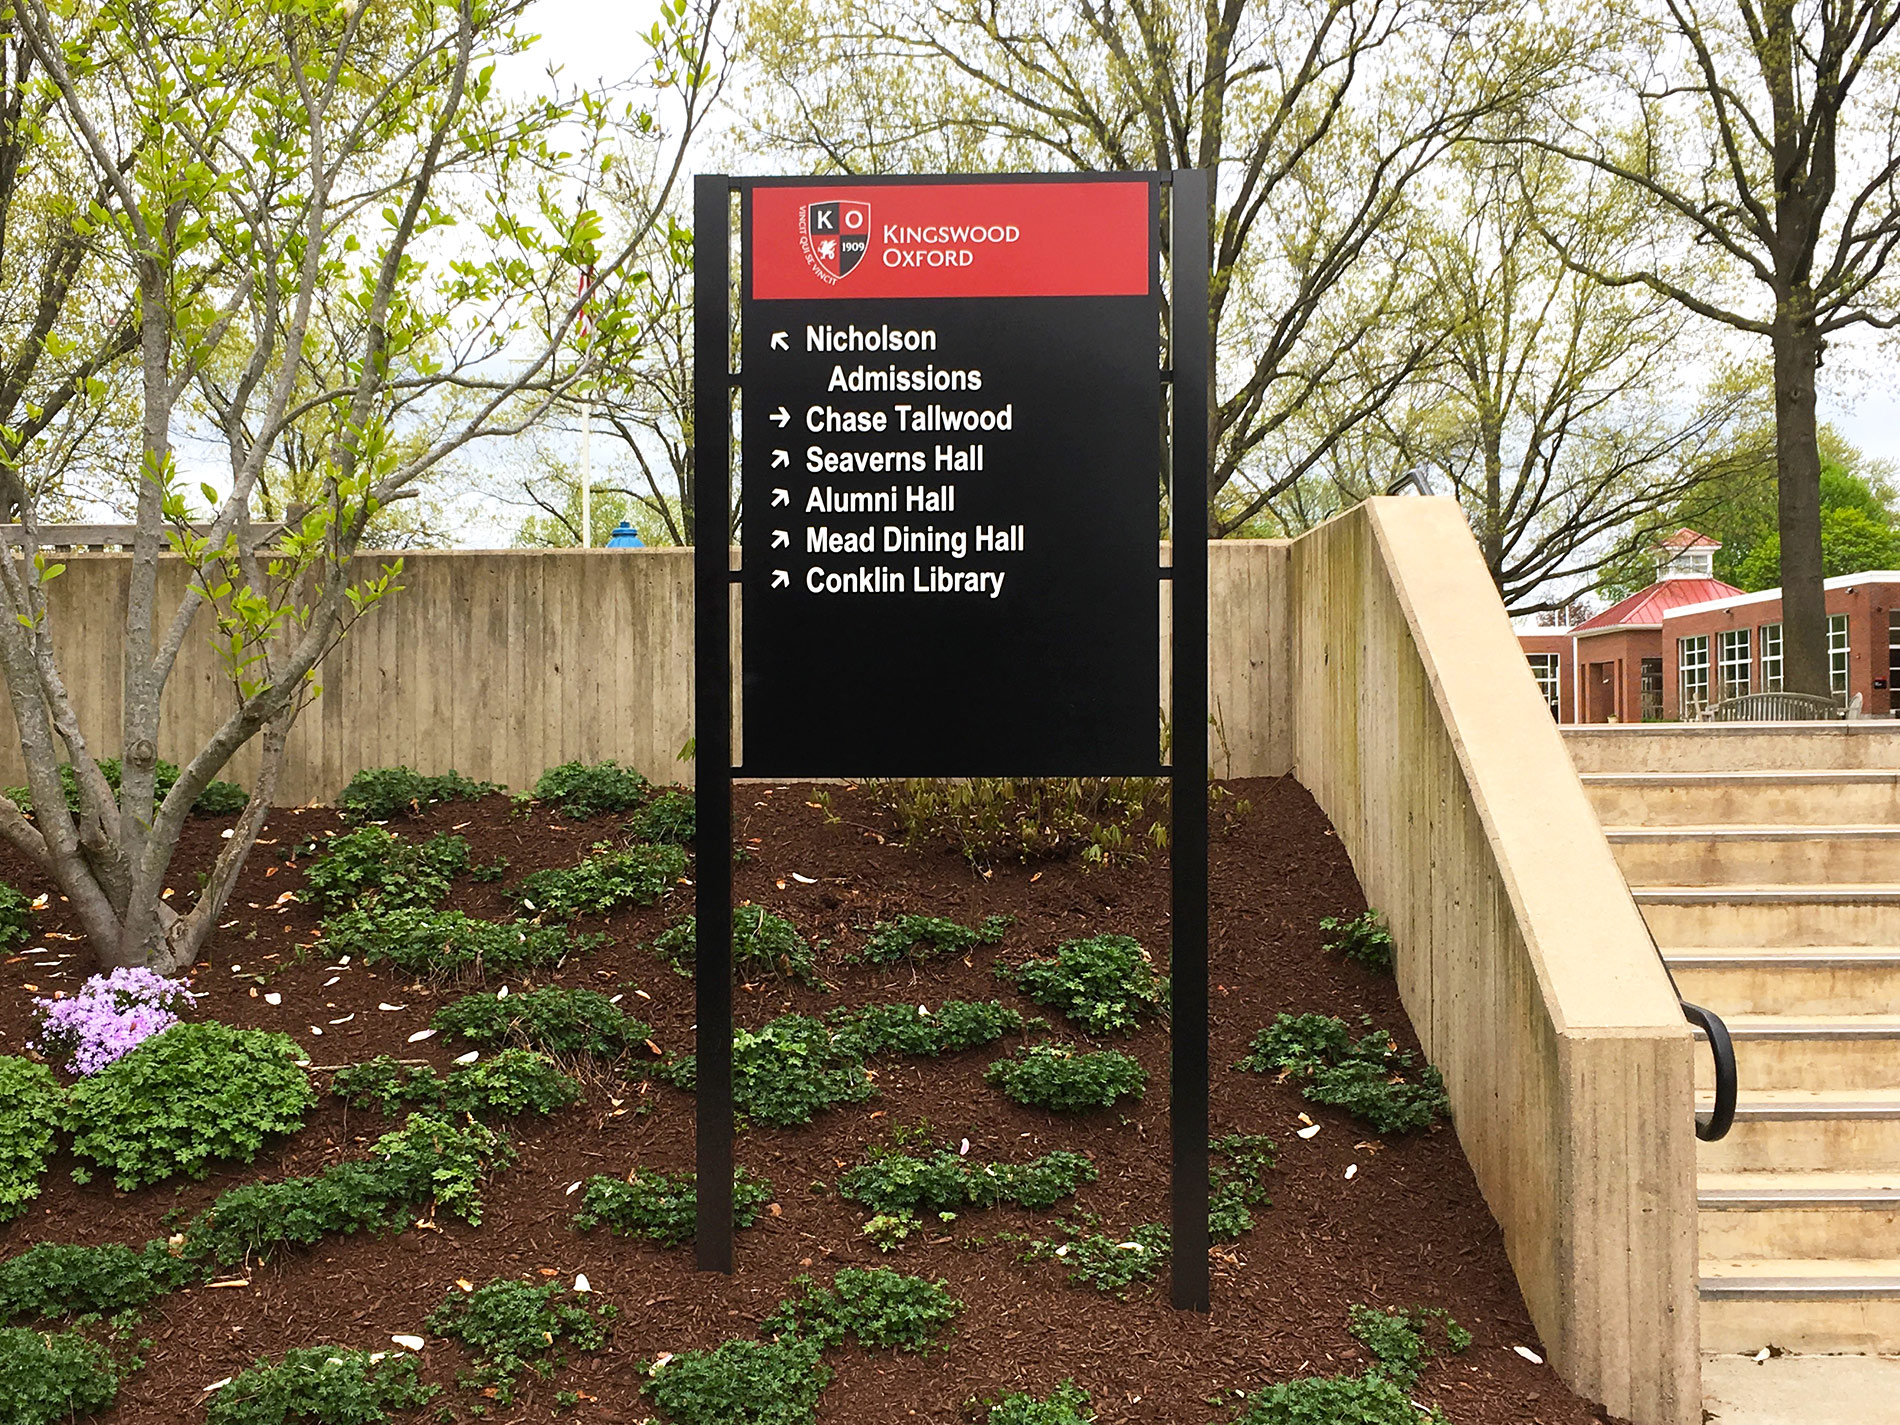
[1517,530,1900,721]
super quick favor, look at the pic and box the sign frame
[692,169,1212,1309]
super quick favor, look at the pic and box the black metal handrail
[1680,1001,1737,1142]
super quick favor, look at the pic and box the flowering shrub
[34,968,194,1076]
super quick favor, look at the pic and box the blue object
[606,520,644,548]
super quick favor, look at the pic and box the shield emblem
[805,201,870,280]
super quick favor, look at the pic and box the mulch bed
[0,776,1620,1424]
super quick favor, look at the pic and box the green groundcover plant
[0,1326,123,1425]
[760,1269,961,1353]
[651,907,821,986]
[997,933,1167,1035]
[319,905,606,985]
[298,827,469,913]
[985,1043,1147,1113]
[642,1336,829,1425]
[511,842,687,916]
[329,1051,581,1119]
[573,1167,775,1245]
[1237,1013,1449,1134]
[7,756,246,820]
[633,788,696,843]
[853,913,1010,965]
[0,1056,63,1221]
[204,1346,437,1425]
[0,1240,202,1323]
[0,881,32,950]
[426,1278,615,1403]
[432,986,656,1060]
[1321,910,1396,975]
[985,1380,1095,1425]
[838,1146,1096,1218]
[532,759,650,817]
[1226,1304,1468,1424]
[338,765,496,822]
[63,1023,316,1189]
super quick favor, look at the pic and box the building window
[1717,628,1751,702]
[1760,623,1783,693]
[1890,609,1899,686]
[1527,653,1561,720]
[1640,658,1663,720]
[1679,634,1710,717]
[1831,613,1850,698]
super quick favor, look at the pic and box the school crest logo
[800,201,871,283]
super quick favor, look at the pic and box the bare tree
[1523,0,1900,694]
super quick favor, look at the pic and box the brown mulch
[0,777,1620,1424]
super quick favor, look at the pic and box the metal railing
[1679,1000,1737,1141]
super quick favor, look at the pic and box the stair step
[1699,1173,1900,1259]
[1562,724,1900,774]
[1637,886,1900,948]
[1693,1016,1900,1091]
[1582,770,1900,826]
[1667,949,1900,1016]
[1609,826,1900,885]
[1696,1090,1900,1172]
[1701,1260,1900,1350]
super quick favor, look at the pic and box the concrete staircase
[1567,723,1900,1355]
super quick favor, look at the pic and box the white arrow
[772,449,789,468]
[771,488,790,507]
[771,569,789,588]
[770,406,790,427]
[770,331,788,350]
[771,529,789,548]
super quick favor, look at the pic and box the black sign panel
[740,177,1161,776]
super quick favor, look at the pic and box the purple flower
[34,967,197,1075]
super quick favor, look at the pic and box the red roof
[1658,528,1720,551]
[1575,576,1744,632]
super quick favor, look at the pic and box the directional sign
[739,177,1162,775]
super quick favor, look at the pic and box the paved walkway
[1705,1353,1900,1423]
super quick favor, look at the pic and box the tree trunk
[1772,319,1829,697]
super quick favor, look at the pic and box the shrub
[572,1167,774,1245]
[854,913,1010,965]
[1237,1013,1450,1135]
[204,1346,438,1425]
[338,765,495,822]
[188,1113,516,1263]
[828,1000,1024,1059]
[652,907,821,986]
[1321,911,1396,975]
[63,1023,315,1189]
[760,1269,961,1353]
[1029,1216,1171,1294]
[999,934,1168,1035]
[1347,1304,1471,1384]
[319,906,604,985]
[0,882,32,950]
[512,842,687,916]
[660,1016,873,1128]
[299,827,469,913]
[633,788,696,843]
[0,1326,120,1424]
[532,759,649,817]
[33,967,194,1075]
[642,1336,829,1425]
[7,757,245,820]
[985,1044,1147,1113]
[987,1381,1095,1425]
[863,777,1167,867]
[0,1057,63,1221]
[1208,1133,1277,1241]
[426,1278,615,1403]
[329,1051,581,1119]
[838,1147,1095,1218]
[1229,1371,1449,1425]
[0,1240,202,1322]
[432,987,654,1060]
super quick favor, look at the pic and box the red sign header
[749,180,1152,300]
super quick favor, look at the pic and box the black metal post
[1168,168,1211,1313]
[692,173,735,1273]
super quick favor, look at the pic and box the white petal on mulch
[308,1026,324,1036]
[566,1181,583,1195]
[391,1335,425,1352]
[610,994,624,1004]
[1296,1124,1321,1140]
[220,828,235,839]
[338,955,351,965]
[406,1029,436,1043]
[649,1352,673,1374]
[452,1051,479,1065]
[202,1378,232,1393]
[322,976,340,987]
[263,993,282,1006]
[378,1003,407,1011]
[1513,1345,1543,1364]
[497,985,510,998]
[1344,1164,1358,1180]
[574,1274,592,1293]
[791,872,817,884]
[328,1014,355,1025]
[959,1138,970,1156]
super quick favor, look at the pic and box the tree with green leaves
[4,0,722,969]
[738,0,1569,534]
[1525,0,1900,693]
